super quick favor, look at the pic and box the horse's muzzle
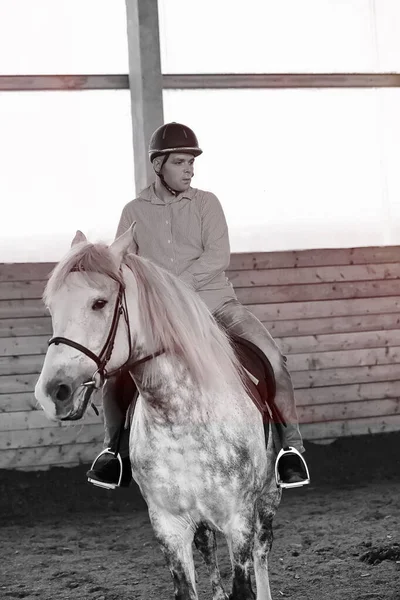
[60,385,94,421]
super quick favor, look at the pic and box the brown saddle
[229,333,285,426]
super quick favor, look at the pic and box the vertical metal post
[125,0,164,194]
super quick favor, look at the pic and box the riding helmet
[148,122,203,162]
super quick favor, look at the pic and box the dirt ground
[0,432,399,600]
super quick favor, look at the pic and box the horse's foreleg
[149,507,198,600]
[224,514,256,600]
[253,504,274,600]
[194,523,228,600]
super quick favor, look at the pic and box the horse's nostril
[56,384,71,402]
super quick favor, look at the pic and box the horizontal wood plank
[229,263,400,287]
[0,336,48,357]
[0,74,129,92]
[165,73,400,90]
[298,398,400,424]
[0,355,45,376]
[0,281,45,300]
[262,313,400,337]
[0,391,103,413]
[295,380,400,406]
[277,329,400,354]
[0,299,48,319]
[0,441,102,469]
[0,423,104,450]
[288,346,400,372]
[248,296,400,321]
[13,461,82,471]
[0,409,101,431]
[300,414,400,440]
[13,461,88,471]
[235,280,400,305]
[228,246,400,270]
[0,373,39,394]
[0,263,54,282]
[292,364,400,388]
[0,317,52,338]
[0,392,40,412]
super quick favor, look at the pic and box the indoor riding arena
[1,2,399,600]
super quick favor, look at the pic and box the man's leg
[86,372,136,489]
[213,300,309,487]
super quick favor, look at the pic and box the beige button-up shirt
[116,184,237,312]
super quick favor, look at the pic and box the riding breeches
[102,298,305,456]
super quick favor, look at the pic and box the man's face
[158,153,195,192]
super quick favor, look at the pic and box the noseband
[48,270,164,391]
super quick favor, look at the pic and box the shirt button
[170,258,174,262]
[168,240,171,244]
[166,220,169,224]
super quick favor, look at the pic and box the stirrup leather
[87,448,123,490]
[275,446,310,489]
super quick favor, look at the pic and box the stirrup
[87,448,123,491]
[275,446,310,489]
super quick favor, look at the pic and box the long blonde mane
[45,242,247,394]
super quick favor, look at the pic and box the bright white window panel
[0,0,129,75]
[159,0,383,74]
[374,0,400,71]
[163,88,398,252]
[380,89,400,242]
[0,91,134,262]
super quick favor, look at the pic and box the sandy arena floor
[0,432,399,600]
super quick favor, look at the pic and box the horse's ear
[71,230,87,247]
[109,222,136,263]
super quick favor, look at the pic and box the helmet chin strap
[154,153,181,196]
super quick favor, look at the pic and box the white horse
[35,226,282,600]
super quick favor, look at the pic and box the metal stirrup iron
[275,447,310,489]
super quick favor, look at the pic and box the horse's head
[35,225,137,421]
[36,222,247,423]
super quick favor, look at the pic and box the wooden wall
[1,246,400,470]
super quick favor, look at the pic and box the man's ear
[109,222,136,265]
[153,156,163,174]
[71,230,87,247]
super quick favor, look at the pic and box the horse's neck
[132,355,205,423]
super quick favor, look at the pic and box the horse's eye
[92,299,108,311]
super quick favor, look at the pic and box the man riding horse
[87,122,309,490]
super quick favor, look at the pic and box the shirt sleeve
[179,192,231,290]
[115,203,138,254]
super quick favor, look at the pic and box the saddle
[229,333,282,423]
[229,334,288,453]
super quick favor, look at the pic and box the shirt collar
[139,183,196,205]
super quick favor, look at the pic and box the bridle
[48,269,164,398]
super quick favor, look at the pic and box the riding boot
[86,427,133,490]
[87,371,136,490]
[269,419,310,489]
